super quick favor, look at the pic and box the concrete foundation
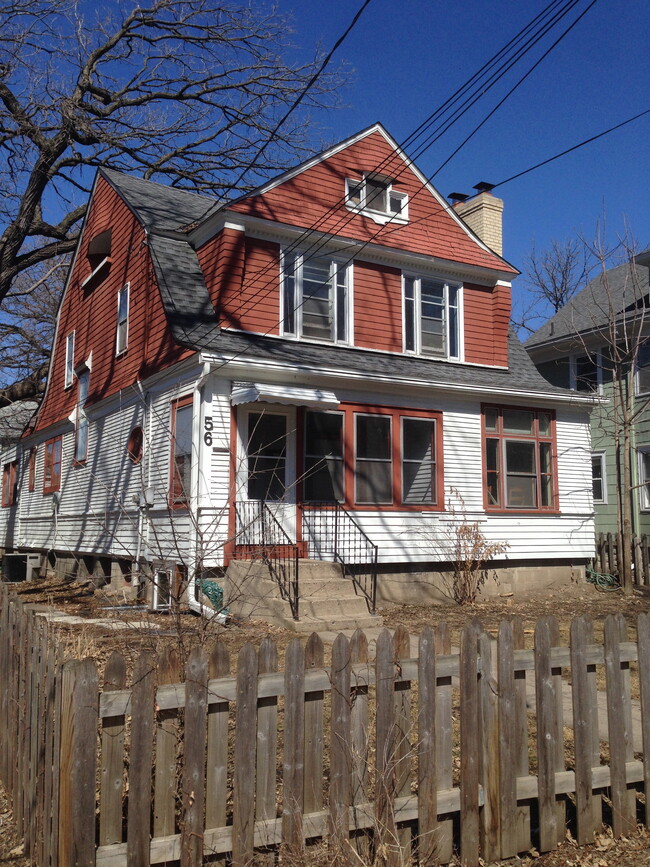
[376,559,588,605]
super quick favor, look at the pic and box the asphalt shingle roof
[101,168,217,232]
[193,328,573,397]
[526,258,650,349]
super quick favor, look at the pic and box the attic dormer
[81,228,112,290]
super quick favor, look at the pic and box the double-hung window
[2,461,17,507]
[636,343,650,395]
[65,332,75,388]
[170,397,193,507]
[303,411,344,502]
[43,436,62,494]
[591,452,606,504]
[116,284,130,355]
[483,406,557,511]
[638,447,650,511]
[570,351,600,392]
[74,368,90,464]
[281,251,349,344]
[403,275,460,360]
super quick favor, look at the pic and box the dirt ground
[2,576,650,865]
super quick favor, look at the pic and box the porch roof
[231,382,339,408]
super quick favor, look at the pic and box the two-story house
[0,124,595,616]
[526,251,650,554]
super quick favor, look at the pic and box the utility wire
[492,107,650,188]
[234,0,597,325]
[229,0,374,192]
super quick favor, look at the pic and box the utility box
[2,552,41,582]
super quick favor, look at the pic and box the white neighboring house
[0,125,596,613]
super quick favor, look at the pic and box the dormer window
[345,174,408,224]
[82,229,112,290]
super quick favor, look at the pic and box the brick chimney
[452,189,504,257]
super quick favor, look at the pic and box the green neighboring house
[526,251,650,540]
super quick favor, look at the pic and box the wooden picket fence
[2,583,650,866]
[593,531,650,585]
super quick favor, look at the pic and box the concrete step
[225,557,382,632]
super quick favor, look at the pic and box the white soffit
[231,382,339,409]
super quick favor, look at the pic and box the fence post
[479,629,500,861]
[417,625,437,866]
[534,617,558,853]
[232,643,259,867]
[329,632,352,863]
[637,612,650,828]
[570,616,595,845]
[460,619,481,866]
[127,653,156,866]
[58,658,99,867]
[181,646,209,867]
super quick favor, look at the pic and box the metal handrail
[300,501,378,614]
[233,501,300,619]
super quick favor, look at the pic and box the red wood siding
[228,131,516,274]
[464,282,511,368]
[198,232,280,335]
[353,260,402,352]
[33,177,190,433]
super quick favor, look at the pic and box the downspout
[133,380,150,596]
[188,361,211,613]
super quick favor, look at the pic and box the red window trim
[481,403,559,514]
[43,436,62,495]
[169,395,193,509]
[300,402,444,512]
[2,461,17,507]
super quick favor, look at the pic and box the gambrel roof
[98,127,571,401]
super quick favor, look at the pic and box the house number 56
[203,416,213,446]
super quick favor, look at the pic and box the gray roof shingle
[526,258,650,349]
[101,168,217,232]
[193,328,574,397]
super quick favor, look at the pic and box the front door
[236,406,297,544]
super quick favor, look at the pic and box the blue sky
[282,0,649,310]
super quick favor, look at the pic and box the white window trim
[638,446,650,511]
[402,273,463,361]
[569,349,602,394]
[65,331,75,389]
[116,282,130,356]
[635,344,650,395]
[345,175,409,225]
[280,249,352,346]
[591,450,607,505]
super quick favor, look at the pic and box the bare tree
[0,0,344,309]
[514,238,594,334]
[0,259,64,405]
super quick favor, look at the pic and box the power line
[235,0,597,326]
[492,108,650,188]
[229,0,375,192]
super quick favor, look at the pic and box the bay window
[483,406,557,511]
[403,275,460,360]
[281,251,349,344]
